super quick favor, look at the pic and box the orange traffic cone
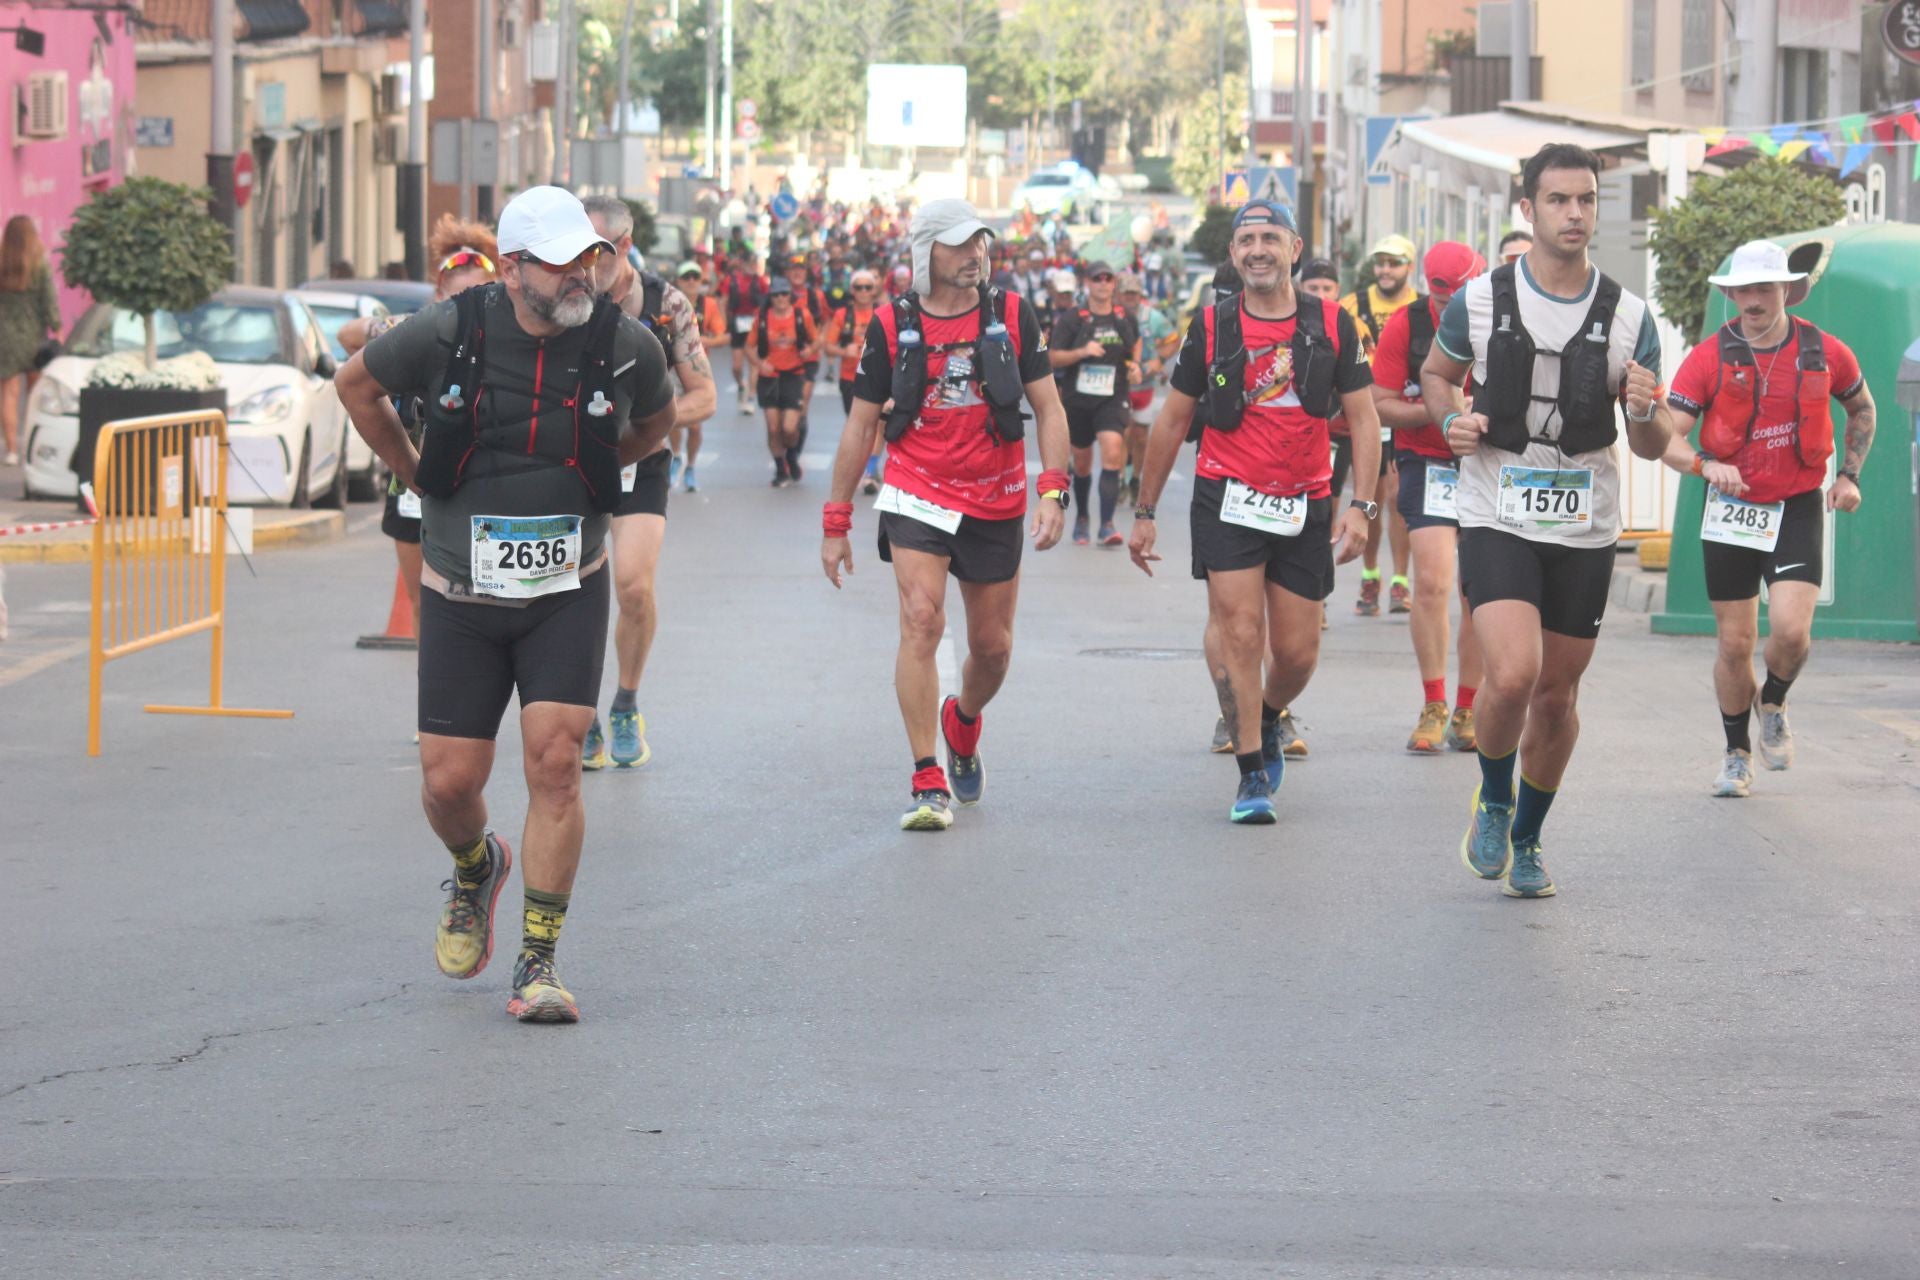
[355,569,418,650]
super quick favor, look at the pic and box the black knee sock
[1760,670,1794,707]
[1721,706,1751,753]
[1234,751,1265,778]
[1261,701,1281,729]
[1072,471,1091,516]
[1098,469,1120,524]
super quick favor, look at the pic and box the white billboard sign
[865,64,967,149]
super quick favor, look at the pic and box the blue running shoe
[940,695,984,806]
[1460,784,1514,879]
[582,716,611,771]
[1230,771,1276,824]
[1503,839,1556,898]
[669,454,683,488]
[1260,717,1286,795]
[683,465,698,493]
[609,707,650,768]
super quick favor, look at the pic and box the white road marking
[0,637,90,689]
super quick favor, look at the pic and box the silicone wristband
[1441,411,1461,433]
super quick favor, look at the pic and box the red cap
[1423,241,1485,292]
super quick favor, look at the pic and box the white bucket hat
[1708,239,1811,305]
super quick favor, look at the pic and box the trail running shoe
[771,459,789,488]
[1209,715,1234,753]
[1446,706,1477,752]
[1503,839,1556,898]
[1711,748,1753,798]
[901,764,955,831]
[787,454,805,484]
[1099,521,1123,546]
[940,695,984,806]
[435,833,512,980]
[581,716,612,770]
[1260,718,1287,795]
[1073,515,1090,546]
[683,465,699,493]
[507,952,580,1023]
[1389,580,1411,613]
[1354,577,1381,616]
[1230,771,1277,824]
[1407,700,1449,754]
[610,708,651,768]
[1755,700,1795,770]
[1460,785,1515,880]
[737,392,753,415]
[1273,707,1308,759]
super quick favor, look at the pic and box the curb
[1610,565,1668,615]
[0,509,346,565]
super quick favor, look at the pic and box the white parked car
[296,287,392,500]
[23,288,354,508]
[1012,166,1103,223]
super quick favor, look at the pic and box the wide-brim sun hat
[1708,239,1811,306]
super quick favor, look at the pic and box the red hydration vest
[1698,318,1833,499]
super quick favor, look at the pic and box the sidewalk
[0,485,345,564]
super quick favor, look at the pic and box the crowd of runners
[335,141,1878,1022]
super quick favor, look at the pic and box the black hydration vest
[883,285,1029,446]
[412,282,628,513]
[1059,306,1138,404]
[1470,263,1622,455]
[633,271,671,345]
[755,299,817,358]
[1203,293,1340,434]
[1404,294,1435,388]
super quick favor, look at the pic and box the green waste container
[1653,223,1920,643]
[1898,336,1920,625]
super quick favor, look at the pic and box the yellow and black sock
[521,888,570,963]
[447,834,490,889]
[1511,775,1558,845]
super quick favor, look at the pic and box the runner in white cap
[1659,238,1876,797]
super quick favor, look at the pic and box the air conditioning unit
[376,71,404,116]
[20,71,69,140]
[373,121,403,166]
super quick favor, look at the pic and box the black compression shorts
[1701,488,1824,602]
[417,568,610,739]
[381,491,422,543]
[758,371,806,411]
[1066,399,1130,449]
[1458,526,1615,640]
[1394,452,1461,533]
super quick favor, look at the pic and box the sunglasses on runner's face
[1089,273,1115,283]
[851,283,877,292]
[438,250,495,275]
[1373,255,1409,268]
[513,246,607,274]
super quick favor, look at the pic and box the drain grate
[1078,647,1204,661]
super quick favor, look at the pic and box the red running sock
[941,696,983,756]
[1422,678,1446,705]
[1456,685,1477,711]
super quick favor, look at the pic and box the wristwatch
[1041,488,1070,511]
[1837,467,1860,484]
[1349,498,1379,521]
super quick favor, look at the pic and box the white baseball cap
[1708,239,1811,304]
[497,186,613,265]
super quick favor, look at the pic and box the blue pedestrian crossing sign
[1246,167,1297,207]
[1222,171,1250,205]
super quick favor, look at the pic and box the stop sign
[233,152,255,208]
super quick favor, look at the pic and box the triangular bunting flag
[1778,140,1812,163]
[1701,127,1726,147]
[1753,135,1781,156]
[1897,110,1920,143]
[1769,124,1801,146]
[1872,117,1899,146]
[1913,142,1920,183]
[1807,134,1835,166]
[1705,135,1750,158]
[1841,142,1873,176]
[1838,114,1868,145]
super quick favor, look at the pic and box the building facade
[1,2,138,329]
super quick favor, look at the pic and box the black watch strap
[1349,498,1379,520]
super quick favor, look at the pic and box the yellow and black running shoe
[508,951,580,1023]
[435,833,512,980]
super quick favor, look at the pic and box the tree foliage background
[573,0,1248,189]
[1647,160,1845,342]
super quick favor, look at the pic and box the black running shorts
[839,378,856,416]
[417,568,610,740]
[1701,488,1824,602]
[1394,452,1461,533]
[1458,525,1615,640]
[381,491,422,544]
[758,371,806,411]
[1188,475,1335,601]
[878,510,1023,584]
[1066,399,1130,449]
[613,447,671,519]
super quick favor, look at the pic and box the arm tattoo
[1841,397,1876,476]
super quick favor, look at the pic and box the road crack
[0,983,414,1103]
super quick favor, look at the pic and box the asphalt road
[3,380,1918,1278]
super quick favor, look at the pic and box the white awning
[1383,112,1645,192]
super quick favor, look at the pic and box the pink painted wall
[0,4,136,332]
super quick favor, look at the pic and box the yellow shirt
[1340,284,1417,355]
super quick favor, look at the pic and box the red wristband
[822,502,854,538]
[1037,468,1070,496]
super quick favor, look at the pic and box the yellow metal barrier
[87,409,293,756]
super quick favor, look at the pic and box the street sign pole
[403,0,426,279]
[719,0,733,192]
[208,0,236,272]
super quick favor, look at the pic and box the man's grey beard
[528,283,594,328]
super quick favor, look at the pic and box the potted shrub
[60,178,234,490]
